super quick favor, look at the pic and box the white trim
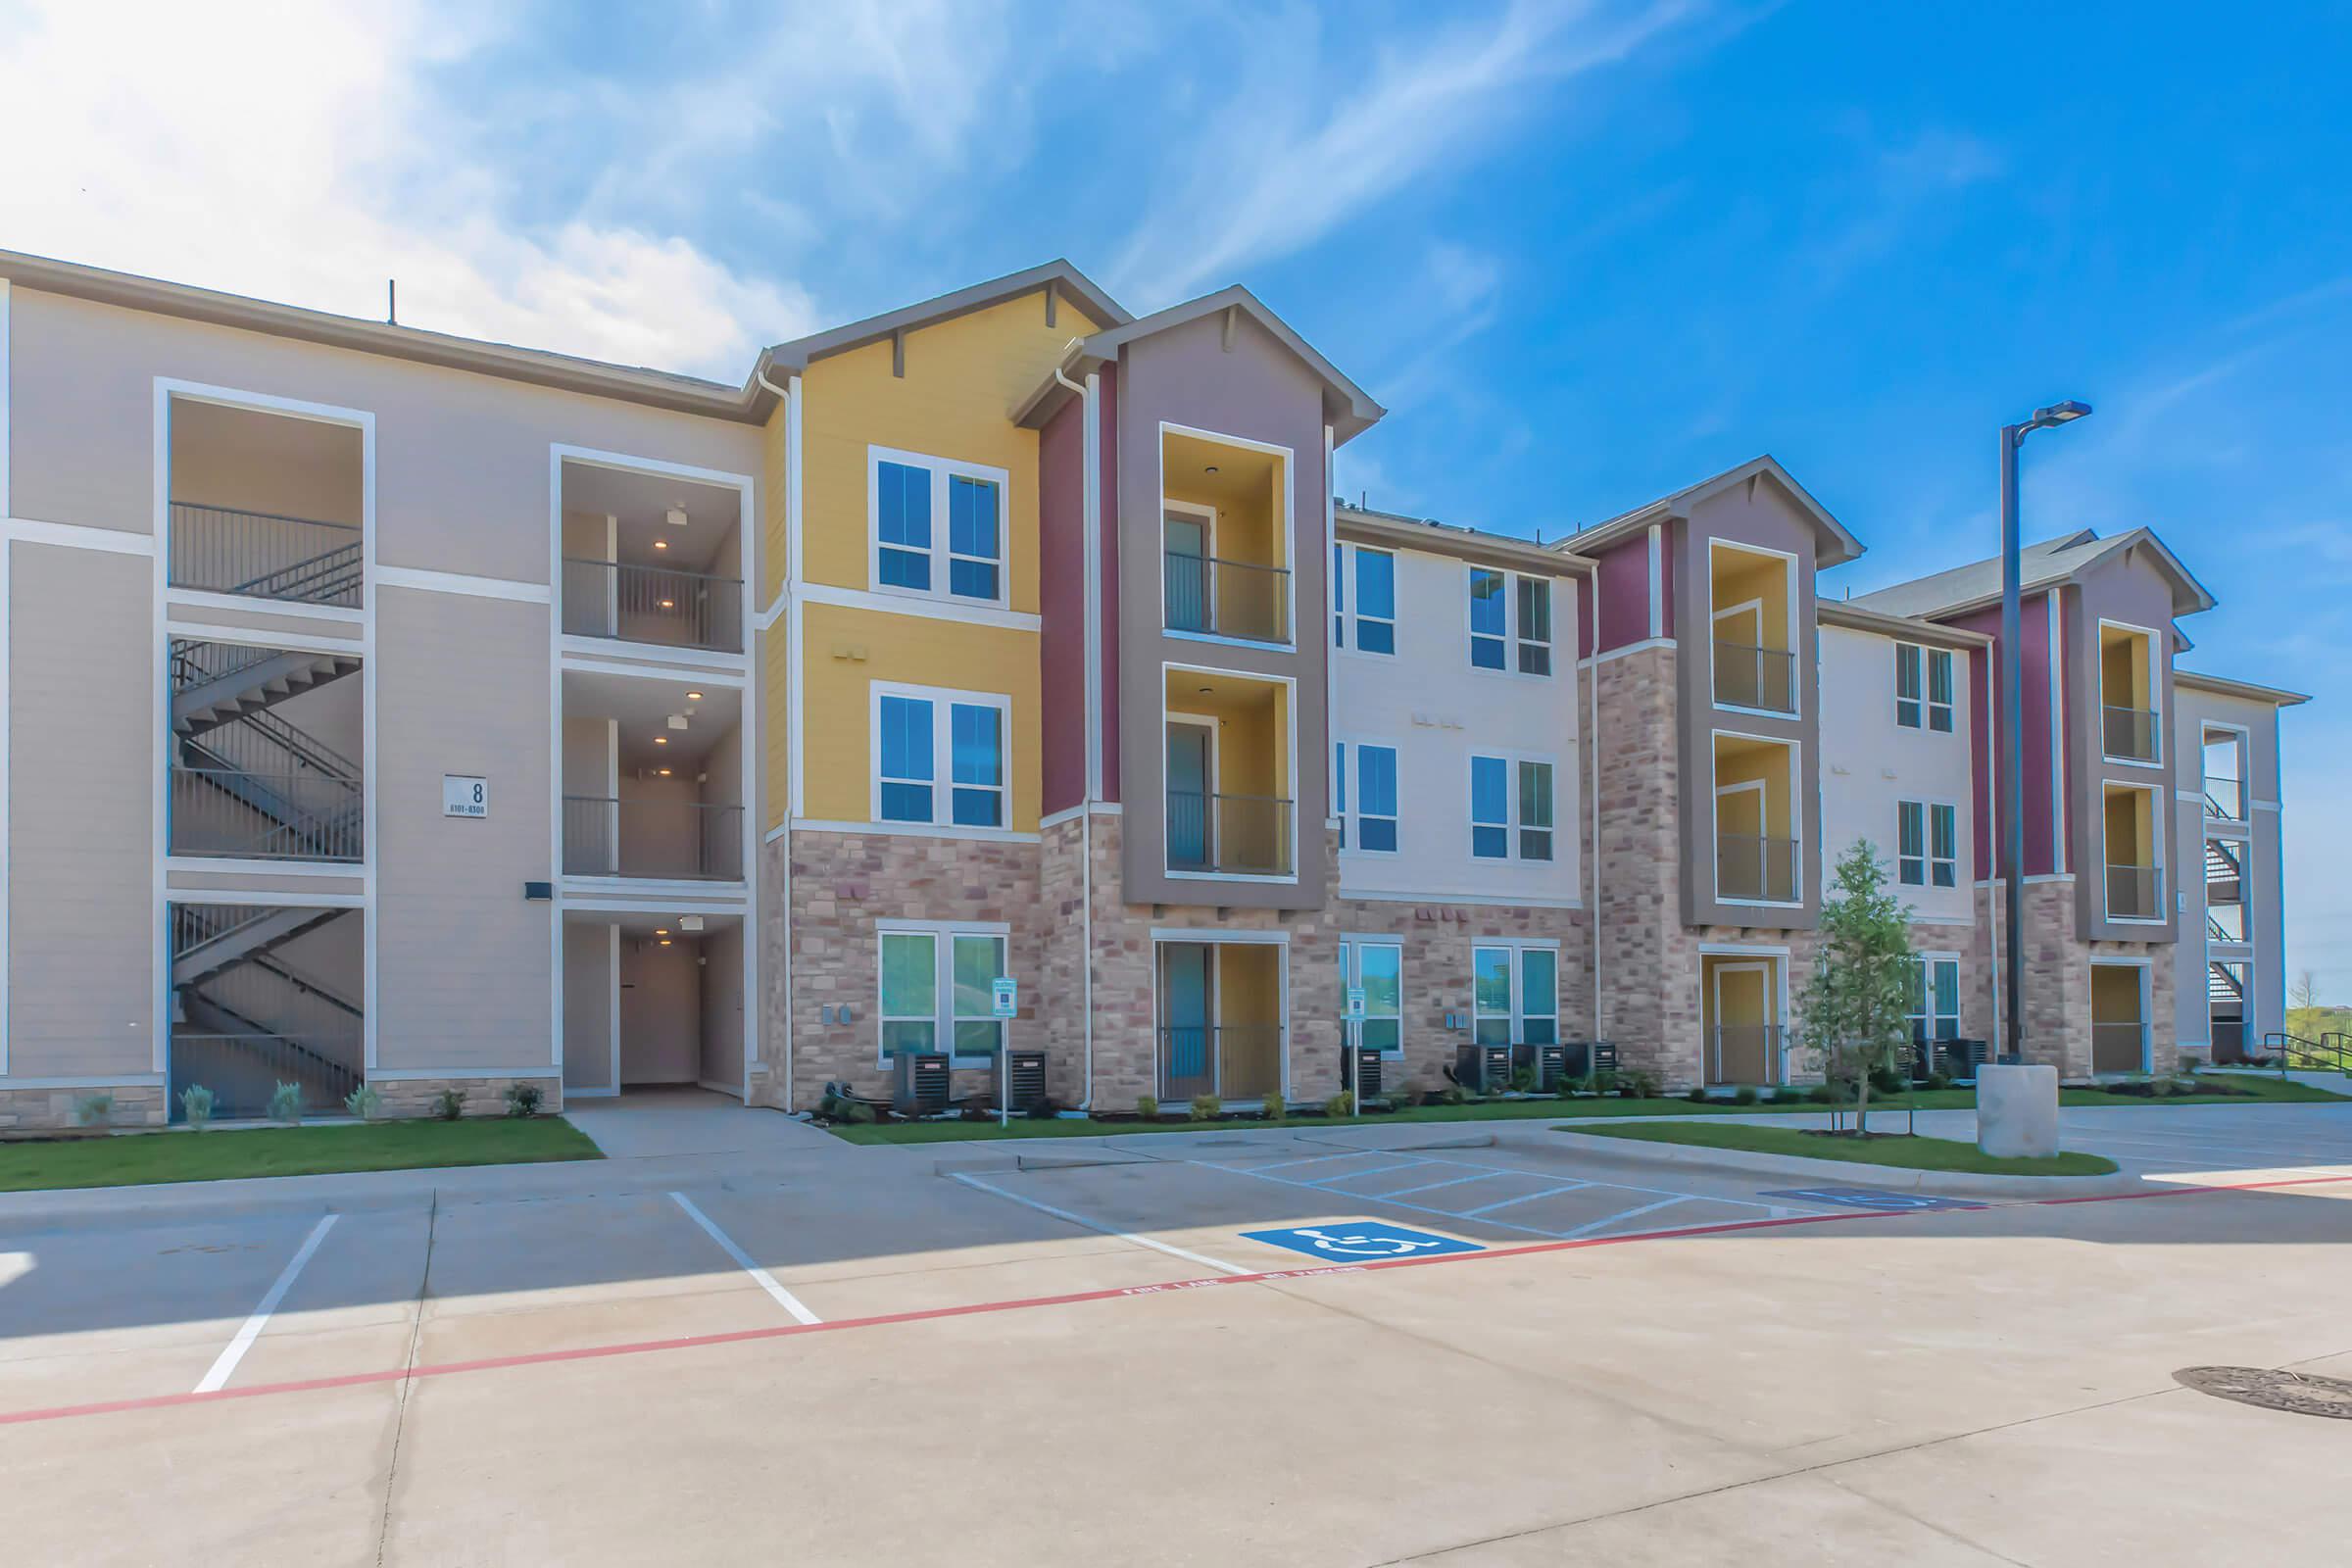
[0,1073,168,1090]
[1157,419,1298,651]
[1645,522,1663,639]
[796,578,1040,633]
[0,278,10,518]
[559,880,751,906]
[363,1064,562,1081]
[610,920,622,1095]
[1892,796,1962,893]
[1705,539,1800,717]
[1707,725,1803,909]
[1159,660,1301,885]
[1150,926,1290,945]
[1333,733,1401,857]
[1340,887,1585,910]
[1463,561,1556,680]
[556,651,746,687]
[1469,939,1562,1054]
[2094,615,2166,769]
[2047,592,2066,873]
[794,817,1040,845]
[754,592,785,632]
[163,587,364,625]
[874,915,1014,937]
[163,621,362,657]
[1578,635,1675,666]
[1084,373,1105,801]
[0,526,8,1072]
[1,516,154,555]
[160,886,366,909]
[1467,749,1561,865]
[872,923,1012,1071]
[163,856,365,880]
[375,564,550,603]
[1338,936,1406,1059]
[867,443,1013,612]
[558,634,748,673]
[868,680,1013,832]
[1038,802,1120,830]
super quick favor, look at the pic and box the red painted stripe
[2,1168,2344,1430]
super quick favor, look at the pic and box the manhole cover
[2174,1366,2352,1419]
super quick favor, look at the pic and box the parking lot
[5,1097,2352,1564]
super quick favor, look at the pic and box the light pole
[1998,400,2090,1066]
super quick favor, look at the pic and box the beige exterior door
[1706,958,1777,1085]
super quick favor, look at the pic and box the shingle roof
[1851,527,2216,620]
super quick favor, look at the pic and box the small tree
[2291,969,2319,1012]
[1798,842,1914,1135]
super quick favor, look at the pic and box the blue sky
[5,0,2346,988]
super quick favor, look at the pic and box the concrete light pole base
[1978,1062,2060,1158]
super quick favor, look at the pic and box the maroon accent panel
[1576,572,1595,659]
[1657,520,1676,638]
[1954,596,2059,877]
[1038,394,1086,816]
[2056,604,2074,875]
[1592,535,1652,652]
[1969,643,1991,877]
[1097,370,1121,803]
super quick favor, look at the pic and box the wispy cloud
[1802,126,2004,286]
[1109,0,1701,308]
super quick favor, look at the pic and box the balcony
[1156,941,1284,1102]
[1717,834,1799,904]
[1713,641,1795,714]
[2101,705,2159,763]
[1164,668,1295,879]
[2102,781,2162,920]
[561,669,746,883]
[2098,621,2160,762]
[1163,551,1291,644]
[2104,863,2163,921]
[561,559,743,654]
[560,456,747,656]
[1166,790,1294,877]
[166,395,366,609]
[562,797,743,881]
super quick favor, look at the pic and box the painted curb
[1551,1126,2141,1198]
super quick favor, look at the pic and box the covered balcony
[167,396,364,609]
[561,671,746,882]
[1701,952,1785,1086]
[2102,782,2164,921]
[1161,428,1292,646]
[1164,669,1294,879]
[2200,724,2245,821]
[1712,733,1799,905]
[2100,622,2160,762]
[1155,940,1285,1104]
[2090,962,2149,1074]
[560,460,746,655]
[1708,540,1796,713]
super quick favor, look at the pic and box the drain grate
[2174,1366,2352,1419]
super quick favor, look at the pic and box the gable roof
[1851,526,2217,621]
[760,259,1128,377]
[1014,284,1386,443]
[1336,503,1590,577]
[1555,456,1865,567]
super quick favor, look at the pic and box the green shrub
[1619,1069,1660,1100]
[1261,1090,1287,1122]
[504,1082,543,1118]
[1685,1085,1711,1103]
[268,1081,304,1124]
[1325,1090,1355,1118]
[1869,1065,1907,1096]
[1923,1071,1952,1092]
[432,1088,466,1121]
[1732,1086,1759,1106]
[343,1084,382,1121]
[839,1099,875,1125]
[74,1092,116,1129]
[1592,1068,1619,1097]
[1509,1068,1538,1095]
[1189,1094,1220,1121]
[1806,1081,1850,1105]
[1136,1094,1160,1120]
[1439,1084,1469,1106]
[1027,1099,1058,1121]
[1388,1083,1419,1111]
[1769,1087,1807,1105]
[179,1084,215,1129]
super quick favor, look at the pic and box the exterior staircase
[169,640,363,862]
[169,904,363,1119]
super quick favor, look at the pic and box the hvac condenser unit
[1344,1046,1384,1101]
[1004,1050,1049,1113]
[1454,1043,1512,1093]
[891,1052,952,1115]
[1533,1043,1569,1092]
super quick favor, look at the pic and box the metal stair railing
[2263,1031,2352,1077]
[170,503,363,608]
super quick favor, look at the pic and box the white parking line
[1459,1184,1589,1217]
[1300,1160,1432,1188]
[668,1193,822,1325]
[1380,1173,1514,1200]
[193,1214,337,1395]
[1253,1151,1387,1173]
[1561,1195,1690,1238]
[949,1172,1252,1276]
[1200,1160,1573,1238]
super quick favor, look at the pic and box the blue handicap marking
[1241,1221,1484,1261]
[1761,1187,1985,1212]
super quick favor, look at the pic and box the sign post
[1345,986,1366,1117]
[992,977,1018,1129]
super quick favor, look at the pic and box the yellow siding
[799,602,1041,830]
[761,620,791,832]
[799,291,1087,608]
[760,404,790,606]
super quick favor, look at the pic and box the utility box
[891,1053,952,1115]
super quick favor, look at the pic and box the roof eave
[765,259,1129,375]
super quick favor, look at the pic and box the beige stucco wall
[701,918,746,1091]
[562,920,614,1093]
[619,932,700,1084]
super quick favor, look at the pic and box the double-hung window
[1897,801,1957,888]
[870,448,1008,608]
[1516,576,1552,674]
[1473,944,1558,1049]
[1333,543,1397,654]
[1908,956,1961,1045]
[1470,567,1552,675]
[1339,939,1404,1056]
[1469,568,1508,669]
[1345,743,1399,853]
[1895,644,1954,731]
[1471,755,1554,862]
[875,685,1009,829]
[878,926,1007,1065]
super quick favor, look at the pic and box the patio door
[1160,942,1215,1101]
[1165,512,1210,632]
[1166,721,1213,871]
[1707,959,1776,1085]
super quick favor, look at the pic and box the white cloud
[1109,0,1699,308]
[0,0,816,378]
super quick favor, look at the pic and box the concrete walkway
[561,1086,838,1159]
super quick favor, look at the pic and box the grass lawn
[824,1072,2343,1146]
[0,1117,604,1193]
[1564,1119,2119,1177]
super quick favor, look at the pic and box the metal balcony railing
[170,1031,363,1120]
[562,559,743,653]
[1709,1024,1785,1085]
[2104,862,2163,920]
[1163,552,1291,644]
[169,503,363,608]
[1713,641,1796,713]
[1717,834,1799,903]
[1165,790,1293,877]
[2102,704,2160,762]
[2204,777,2244,821]
[1155,1024,1286,1102]
[562,796,743,880]
[171,767,364,861]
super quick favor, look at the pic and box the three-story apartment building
[0,248,2306,1130]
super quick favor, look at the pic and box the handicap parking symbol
[1241,1221,1484,1261]
[1760,1187,1985,1212]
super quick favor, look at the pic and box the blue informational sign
[1240,1221,1484,1261]
[1760,1187,1986,1212]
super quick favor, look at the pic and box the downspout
[755,363,795,1112]
[1054,352,1100,1111]
[1588,576,1603,1047]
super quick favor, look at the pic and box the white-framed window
[1334,543,1396,655]
[1470,754,1554,862]
[1340,741,1399,854]
[1908,956,1961,1045]
[1896,800,1958,888]
[1339,938,1404,1056]
[1468,566,1554,676]
[877,925,1008,1066]
[1472,943,1558,1049]
[869,446,1008,608]
[872,683,1009,829]
[1897,643,1954,731]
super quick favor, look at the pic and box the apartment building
[0,247,2305,1130]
